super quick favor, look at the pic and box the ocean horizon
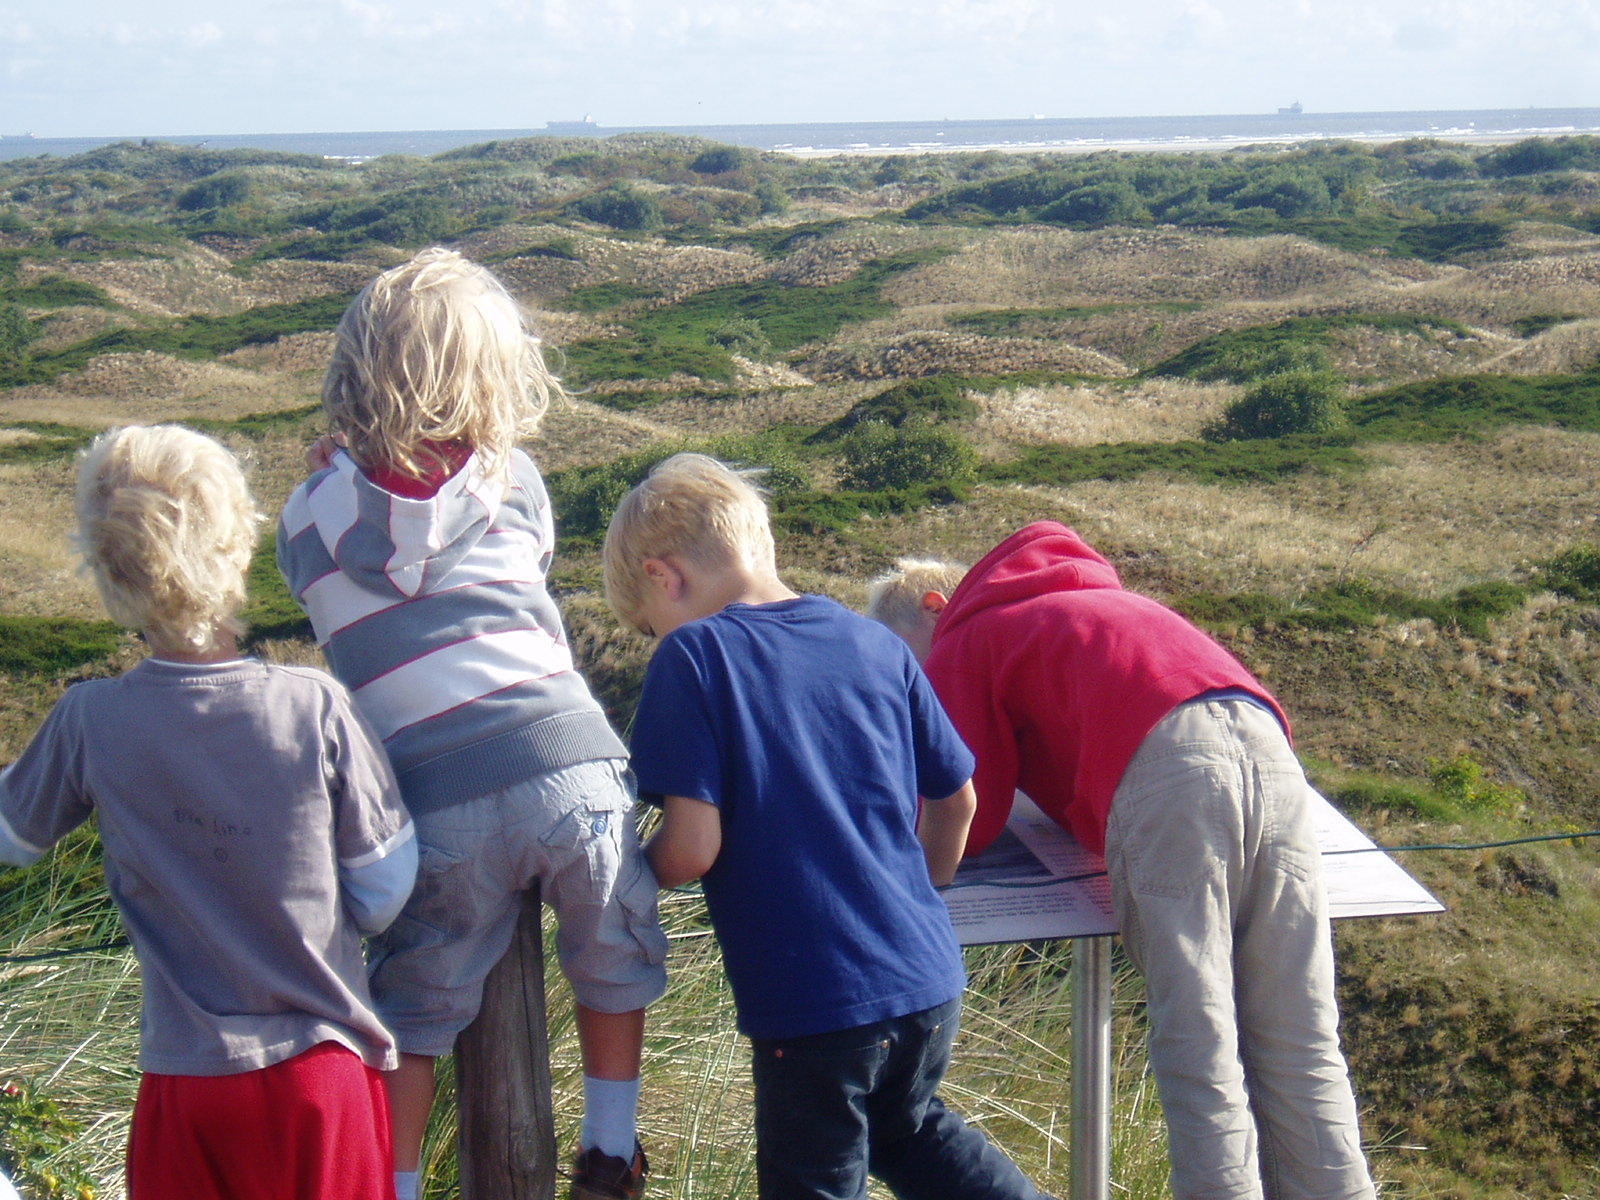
[3,106,1599,163]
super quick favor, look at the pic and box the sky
[2,0,1597,138]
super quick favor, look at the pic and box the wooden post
[456,884,557,1200]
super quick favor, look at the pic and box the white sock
[394,1170,420,1200]
[580,1075,641,1160]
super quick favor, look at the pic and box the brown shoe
[569,1141,648,1200]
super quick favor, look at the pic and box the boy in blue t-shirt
[603,453,1051,1200]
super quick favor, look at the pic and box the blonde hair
[603,453,776,635]
[74,425,262,654]
[323,246,559,480]
[865,558,969,633]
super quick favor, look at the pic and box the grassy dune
[3,132,1600,1198]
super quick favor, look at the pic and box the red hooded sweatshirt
[923,521,1289,857]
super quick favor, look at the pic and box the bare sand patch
[27,307,135,353]
[640,383,864,443]
[0,460,100,619]
[221,331,337,374]
[768,225,955,288]
[974,379,1234,446]
[531,398,690,472]
[21,244,253,318]
[892,227,1441,310]
[233,259,373,305]
[1485,318,1600,374]
[957,426,1600,598]
[1405,249,1600,326]
[801,328,1128,381]
[1,352,317,427]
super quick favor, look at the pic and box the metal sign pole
[1069,935,1112,1200]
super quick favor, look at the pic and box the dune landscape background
[1,128,1599,1199]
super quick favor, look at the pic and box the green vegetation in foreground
[0,422,97,466]
[558,249,951,387]
[1176,578,1530,641]
[0,291,357,389]
[0,617,123,676]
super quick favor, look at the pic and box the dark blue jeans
[750,997,1048,1200]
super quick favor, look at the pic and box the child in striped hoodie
[278,248,667,1200]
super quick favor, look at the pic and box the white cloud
[5,0,1597,136]
[184,22,225,49]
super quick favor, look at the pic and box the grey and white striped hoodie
[277,447,625,816]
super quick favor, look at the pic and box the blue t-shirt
[630,595,974,1039]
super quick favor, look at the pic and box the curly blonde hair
[603,453,776,635]
[323,247,560,480]
[74,425,261,654]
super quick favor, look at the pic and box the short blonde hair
[603,453,776,635]
[865,558,969,633]
[323,246,559,480]
[74,425,262,654]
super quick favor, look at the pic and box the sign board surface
[946,792,1444,946]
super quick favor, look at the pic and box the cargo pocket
[616,853,669,966]
[401,841,477,937]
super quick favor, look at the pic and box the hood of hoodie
[307,448,505,600]
[936,521,1121,644]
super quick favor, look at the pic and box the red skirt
[127,1041,394,1200]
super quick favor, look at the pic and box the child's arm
[339,827,418,934]
[0,768,46,867]
[645,795,722,889]
[918,780,977,887]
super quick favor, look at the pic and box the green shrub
[690,146,747,175]
[1538,543,1600,601]
[1393,218,1508,261]
[0,301,36,366]
[573,185,663,232]
[1036,181,1148,226]
[1426,754,1526,818]
[836,420,977,491]
[753,179,790,216]
[1324,774,1456,821]
[708,316,770,360]
[1227,171,1333,218]
[810,376,979,443]
[176,172,252,212]
[1204,370,1347,441]
[7,275,113,309]
[1481,136,1600,177]
[1196,341,1331,384]
[0,1079,99,1200]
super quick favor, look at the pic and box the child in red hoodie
[869,522,1376,1200]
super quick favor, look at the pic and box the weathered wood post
[455,884,556,1200]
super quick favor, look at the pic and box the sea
[3,107,1600,163]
